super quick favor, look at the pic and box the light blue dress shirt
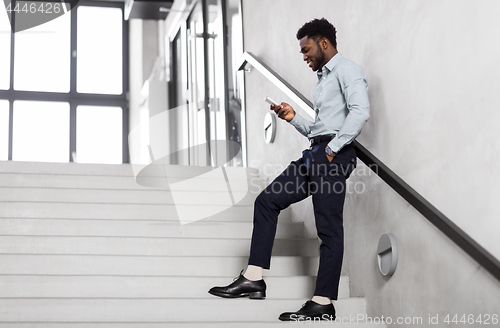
[289,53,370,153]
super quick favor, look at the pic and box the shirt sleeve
[327,64,370,153]
[289,112,314,137]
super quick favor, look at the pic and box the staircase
[0,161,384,327]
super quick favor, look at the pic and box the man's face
[299,36,326,72]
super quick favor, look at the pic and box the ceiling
[82,0,175,20]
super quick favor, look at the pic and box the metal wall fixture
[263,112,276,143]
[377,233,398,276]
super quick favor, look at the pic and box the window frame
[167,0,247,167]
[0,0,129,163]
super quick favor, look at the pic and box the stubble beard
[312,46,326,72]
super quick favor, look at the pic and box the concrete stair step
[0,187,256,206]
[0,298,367,323]
[0,275,349,299]
[0,323,386,328]
[0,161,259,178]
[0,172,258,191]
[0,235,319,257]
[0,202,292,223]
[0,202,259,221]
[161,323,385,328]
[0,172,147,190]
[0,255,319,276]
[0,161,136,176]
[0,219,305,239]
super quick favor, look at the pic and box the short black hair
[296,18,337,49]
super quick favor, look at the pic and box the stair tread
[0,298,366,322]
[0,161,259,177]
[0,254,320,276]
[0,187,256,206]
[0,202,258,221]
[0,323,386,328]
[0,235,319,257]
[0,275,349,299]
[0,173,259,190]
[0,218,304,239]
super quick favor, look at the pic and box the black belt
[309,134,336,147]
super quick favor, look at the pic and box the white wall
[242,0,500,322]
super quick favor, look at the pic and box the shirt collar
[317,53,343,81]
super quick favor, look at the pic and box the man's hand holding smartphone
[265,97,295,122]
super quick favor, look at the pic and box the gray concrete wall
[242,0,500,324]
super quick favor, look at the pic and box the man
[209,18,370,321]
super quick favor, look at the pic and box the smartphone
[265,96,279,106]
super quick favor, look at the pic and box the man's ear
[321,37,329,50]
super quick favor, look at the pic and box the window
[0,1,129,164]
[76,106,122,164]
[14,10,71,93]
[0,100,8,160]
[77,6,122,95]
[0,10,10,90]
[12,101,69,163]
[169,0,246,167]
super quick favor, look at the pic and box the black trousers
[248,140,357,299]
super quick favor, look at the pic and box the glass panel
[187,2,207,166]
[76,106,122,164]
[172,31,184,108]
[0,7,11,90]
[169,30,188,166]
[225,0,244,166]
[207,0,226,167]
[14,10,70,92]
[13,101,69,162]
[0,100,9,160]
[77,6,122,95]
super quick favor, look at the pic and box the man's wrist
[286,111,296,122]
[325,145,336,157]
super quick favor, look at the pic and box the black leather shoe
[208,270,266,299]
[279,300,336,321]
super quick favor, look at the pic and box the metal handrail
[239,51,500,282]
